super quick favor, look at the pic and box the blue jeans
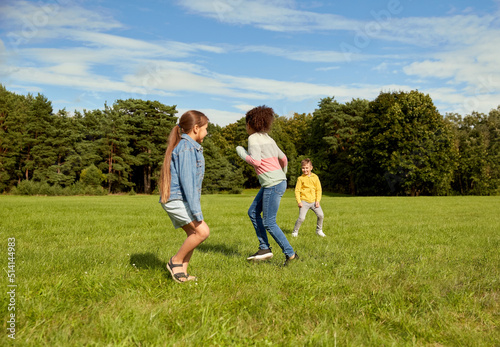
[247,180,295,257]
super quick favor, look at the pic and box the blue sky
[1,0,499,126]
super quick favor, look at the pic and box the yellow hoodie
[294,173,322,204]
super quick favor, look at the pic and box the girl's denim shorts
[161,200,194,229]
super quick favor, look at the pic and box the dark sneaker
[247,248,273,261]
[283,253,299,266]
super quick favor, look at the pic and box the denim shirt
[162,134,205,221]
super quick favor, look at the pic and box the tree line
[0,84,498,196]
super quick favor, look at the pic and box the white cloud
[178,0,495,48]
[48,62,89,76]
[234,104,256,113]
[216,74,415,104]
[403,35,500,89]
[9,66,131,93]
[178,0,361,32]
[68,30,226,57]
[377,15,494,47]
[372,62,388,72]
[238,45,362,63]
[316,66,340,72]
[0,0,122,39]
[2,0,500,125]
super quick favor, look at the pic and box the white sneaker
[316,230,326,237]
[292,230,298,237]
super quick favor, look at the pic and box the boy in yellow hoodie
[292,158,325,237]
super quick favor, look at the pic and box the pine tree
[46,109,85,186]
[92,105,134,193]
[202,137,244,193]
[114,99,177,194]
[25,94,57,182]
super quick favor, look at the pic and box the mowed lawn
[1,192,499,346]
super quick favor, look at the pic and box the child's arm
[315,176,322,208]
[277,148,288,174]
[236,136,262,167]
[236,146,261,167]
[236,145,248,161]
[177,148,203,221]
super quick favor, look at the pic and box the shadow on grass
[197,242,241,257]
[130,252,166,270]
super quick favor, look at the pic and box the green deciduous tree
[310,97,368,194]
[1,84,497,196]
[447,108,500,195]
[488,107,500,192]
[270,116,298,186]
[80,164,107,187]
[281,112,312,160]
[358,91,456,196]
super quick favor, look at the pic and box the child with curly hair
[236,106,299,266]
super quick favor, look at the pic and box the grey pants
[293,201,324,232]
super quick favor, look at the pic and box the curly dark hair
[245,105,274,132]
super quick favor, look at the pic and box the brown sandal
[167,258,187,283]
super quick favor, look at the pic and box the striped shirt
[236,132,288,187]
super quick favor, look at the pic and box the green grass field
[1,191,499,346]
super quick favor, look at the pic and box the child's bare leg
[170,220,209,277]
